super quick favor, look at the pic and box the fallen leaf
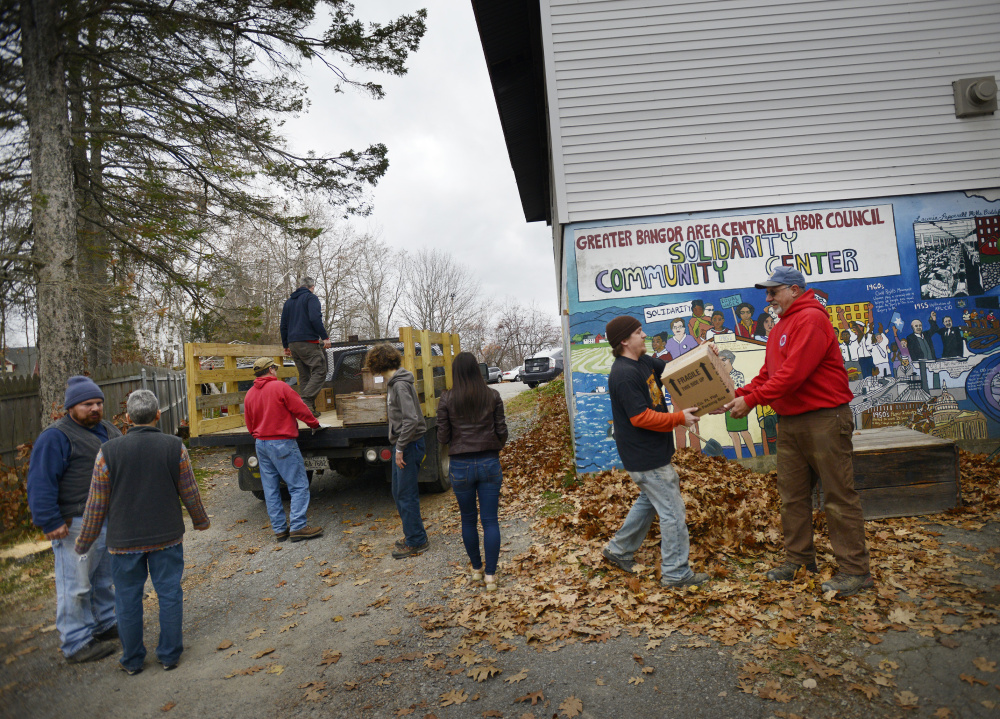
[802,678,817,689]
[559,696,583,717]
[482,712,503,718]
[505,669,528,684]
[974,657,997,673]
[641,667,654,674]
[849,683,879,699]
[161,702,176,712]
[251,648,275,659]
[217,640,233,651]
[896,691,919,708]
[628,676,644,685]
[960,674,988,686]
[319,650,342,669]
[439,689,469,707]
[246,628,265,640]
[933,709,952,718]
[267,664,284,675]
[468,665,501,682]
[516,691,544,706]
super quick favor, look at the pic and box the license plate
[302,456,329,471]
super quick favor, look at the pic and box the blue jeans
[52,519,116,656]
[391,438,427,547]
[606,463,694,584]
[255,438,311,532]
[111,544,185,671]
[449,453,502,574]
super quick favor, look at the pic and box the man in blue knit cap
[27,376,122,663]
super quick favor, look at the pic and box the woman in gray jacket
[436,352,508,591]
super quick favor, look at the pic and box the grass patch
[504,390,538,416]
[0,552,54,614]
[538,490,574,517]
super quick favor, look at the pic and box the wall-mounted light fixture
[953,76,997,118]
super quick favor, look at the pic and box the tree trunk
[21,0,82,426]
[69,31,112,369]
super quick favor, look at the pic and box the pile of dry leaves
[410,383,1000,710]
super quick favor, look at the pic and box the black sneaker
[392,540,429,559]
[162,661,179,671]
[766,561,819,581]
[602,547,637,574]
[66,639,115,664]
[94,624,119,642]
[120,663,143,676]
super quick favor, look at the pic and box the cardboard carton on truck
[659,343,735,415]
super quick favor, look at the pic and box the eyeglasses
[764,285,789,298]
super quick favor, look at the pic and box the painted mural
[566,190,1000,474]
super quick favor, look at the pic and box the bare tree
[490,300,561,369]
[348,233,405,339]
[401,248,482,335]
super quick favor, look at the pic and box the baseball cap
[755,266,807,290]
[253,357,278,376]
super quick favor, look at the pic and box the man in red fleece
[244,357,324,543]
[723,267,873,598]
[601,315,708,588]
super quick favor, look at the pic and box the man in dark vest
[280,276,332,416]
[27,376,121,663]
[75,389,210,675]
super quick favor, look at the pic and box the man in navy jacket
[280,277,332,415]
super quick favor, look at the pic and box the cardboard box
[659,344,735,415]
[315,388,336,412]
[363,368,388,394]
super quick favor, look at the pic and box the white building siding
[541,0,1000,224]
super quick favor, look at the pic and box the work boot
[289,526,323,542]
[93,624,119,642]
[821,572,874,598]
[602,547,637,574]
[392,540,429,559]
[274,529,290,542]
[662,572,710,588]
[766,561,819,581]
[66,639,115,664]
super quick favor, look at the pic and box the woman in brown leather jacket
[436,352,508,591]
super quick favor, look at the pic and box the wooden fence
[0,364,188,468]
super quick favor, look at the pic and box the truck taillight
[232,455,244,469]
[379,448,392,461]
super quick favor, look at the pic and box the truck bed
[189,408,392,448]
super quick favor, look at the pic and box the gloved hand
[311,423,333,434]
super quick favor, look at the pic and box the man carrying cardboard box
[601,315,709,588]
[721,267,873,598]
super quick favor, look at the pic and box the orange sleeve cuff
[629,408,685,433]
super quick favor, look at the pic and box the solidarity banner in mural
[574,204,901,302]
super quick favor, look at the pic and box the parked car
[487,366,502,384]
[502,366,522,382]
[522,347,563,388]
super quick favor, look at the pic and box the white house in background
[472,0,1000,472]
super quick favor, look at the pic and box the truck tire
[526,382,537,389]
[418,426,451,493]
[252,490,265,501]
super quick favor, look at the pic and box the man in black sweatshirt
[280,277,332,416]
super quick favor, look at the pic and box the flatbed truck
[183,328,458,497]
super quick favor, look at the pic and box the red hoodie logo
[779,334,787,347]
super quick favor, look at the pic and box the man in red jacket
[244,357,324,542]
[722,267,873,598]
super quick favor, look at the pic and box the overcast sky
[287,0,559,321]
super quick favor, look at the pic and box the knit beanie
[64,375,104,409]
[605,315,642,350]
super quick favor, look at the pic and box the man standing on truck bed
[280,276,332,417]
[244,357,324,543]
